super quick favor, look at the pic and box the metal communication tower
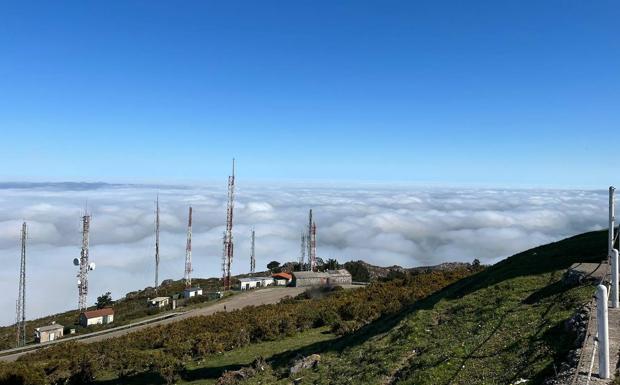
[15,222,26,347]
[307,209,318,271]
[307,209,313,264]
[300,232,306,270]
[250,228,256,275]
[184,206,193,288]
[77,214,91,312]
[310,222,317,272]
[155,195,160,292]
[222,158,235,290]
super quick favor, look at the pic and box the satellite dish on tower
[73,258,79,266]
[89,262,96,271]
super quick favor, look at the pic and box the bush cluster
[1,267,479,385]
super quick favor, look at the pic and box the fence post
[597,284,610,379]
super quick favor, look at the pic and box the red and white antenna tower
[76,213,93,312]
[222,158,235,290]
[154,194,160,292]
[250,227,256,275]
[184,206,193,288]
[15,222,26,347]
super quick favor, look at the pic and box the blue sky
[0,1,618,187]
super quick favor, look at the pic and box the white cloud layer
[0,182,608,326]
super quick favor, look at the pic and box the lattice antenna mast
[15,222,26,347]
[310,221,317,272]
[307,209,313,266]
[221,231,227,291]
[155,195,160,292]
[250,227,256,275]
[184,206,193,288]
[222,158,235,290]
[300,232,306,270]
[77,213,91,312]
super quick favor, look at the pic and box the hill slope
[238,230,608,385]
[0,229,608,385]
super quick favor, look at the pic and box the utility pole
[15,222,26,347]
[222,158,235,290]
[77,213,92,312]
[184,206,193,288]
[250,227,256,275]
[155,195,160,292]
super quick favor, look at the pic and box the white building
[238,276,273,291]
[272,272,293,286]
[184,287,203,298]
[148,296,170,308]
[35,323,64,343]
[80,308,114,327]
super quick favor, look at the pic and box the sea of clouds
[0,182,608,326]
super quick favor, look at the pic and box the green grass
[92,327,337,385]
[239,230,608,385]
[3,230,610,385]
[180,327,336,385]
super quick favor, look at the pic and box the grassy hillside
[0,268,476,385]
[239,230,608,385]
[0,230,608,385]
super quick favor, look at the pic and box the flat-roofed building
[35,323,64,343]
[148,296,170,308]
[327,269,352,285]
[292,269,352,287]
[184,287,203,298]
[238,276,273,290]
[291,271,330,287]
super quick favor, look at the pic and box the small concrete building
[272,272,293,286]
[238,276,273,291]
[80,308,114,327]
[291,271,330,287]
[35,323,64,343]
[184,287,203,299]
[148,296,170,308]
[327,269,352,286]
[292,269,352,287]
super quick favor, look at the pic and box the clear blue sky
[1,1,618,188]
